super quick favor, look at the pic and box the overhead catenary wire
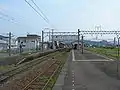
[0,10,21,25]
[30,0,49,23]
[0,8,16,22]
[24,0,49,24]
[0,12,14,20]
[0,16,17,24]
[24,0,58,30]
[0,8,35,30]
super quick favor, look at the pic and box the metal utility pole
[42,31,44,52]
[118,38,119,58]
[19,42,23,54]
[8,32,11,56]
[78,29,80,50]
[49,30,51,41]
[81,35,84,54]
[114,37,116,46]
[117,37,120,78]
[52,29,54,49]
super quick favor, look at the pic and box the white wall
[0,40,8,50]
[52,35,78,41]
[17,38,40,50]
[0,43,7,50]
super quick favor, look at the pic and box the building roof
[17,37,27,39]
[0,35,9,38]
[0,39,7,44]
[27,34,40,37]
[17,34,41,40]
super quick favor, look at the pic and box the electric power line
[24,0,58,30]
[0,8,16,21]
[24,0,49,24]
[0,12,14,20]
[0,9,35,30]
[0,16,17,24]
[0,10,21,25]
[30,0,49,23]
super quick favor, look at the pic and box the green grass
[45,51,70,90]
[20,50,40,56]
[0,65,14,71]
[87,47,120,59]
[0,50,7,53]
[0,50,40,62]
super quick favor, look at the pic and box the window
[22,45,26,47]
[24,40,26,43]
[18,39,20,43]
[31,41,35,43]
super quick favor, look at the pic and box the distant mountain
[59,39,114,47]
[84,40,113,47]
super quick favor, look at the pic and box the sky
[0,0,120,40]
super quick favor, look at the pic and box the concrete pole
[81,35,84,54]
[52,29,54,49]
[118,37,119,60]
[49,30,51,41]
[78,29,80,50]
[117,37,119,78]
[42,31,44,52]
[9,32,11,56]
[114,37,116,46]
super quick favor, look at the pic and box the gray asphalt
[62,50,120,90]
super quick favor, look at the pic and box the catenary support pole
[117,37,119,78]
[8,32,11,56]
[42,31,44,52]
[52,29,54,49]
[81,35,84,54]
[78,29,80,50]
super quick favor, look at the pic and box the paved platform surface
[62,50,120,90]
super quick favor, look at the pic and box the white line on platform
[72,71,74,74]
[72,75,74,78]
[73,59,114,61]
[72,84,75,86]
[72,50,75,61]
[72,49,114,62]
[72,78,74,80]
[72,89,75,90]
[85,50,114,61]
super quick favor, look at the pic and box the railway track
[0,51,67,90]
[0,51,59,85]
[22,59,60,90]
